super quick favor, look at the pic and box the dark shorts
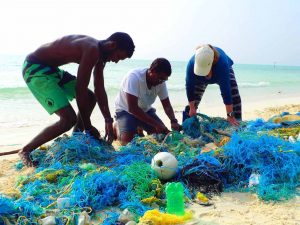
[115,108,164,134]
[22,57,76,114]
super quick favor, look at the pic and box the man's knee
[60,113,77,131]
[120,132,135,146]
[56,106,77,131]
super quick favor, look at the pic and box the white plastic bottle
[248,173,260,188]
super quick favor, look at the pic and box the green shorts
[22,58,76,114]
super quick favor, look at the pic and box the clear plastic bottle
[165,182,185,215]
[289,136,296,143]
[248,173,260,188]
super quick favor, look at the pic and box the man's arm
[126,93,168,133]
[161,97,181,131]
[93,60,114,143]
[93,61,112,121]
[186,58,197,116]
[218,66,239,126]
[76,50,99,130]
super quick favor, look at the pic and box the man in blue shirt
[185,44,241,126]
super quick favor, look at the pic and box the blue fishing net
[222,133,300,200]
[0,195,17,215]
[1,113,299,223]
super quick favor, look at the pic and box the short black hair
[150,58,172,76]
[107,32,135,58]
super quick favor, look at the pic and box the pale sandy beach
[0,97,299,225]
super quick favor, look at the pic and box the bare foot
[18,150,35,167]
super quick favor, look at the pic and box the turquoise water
[1,54,300,129]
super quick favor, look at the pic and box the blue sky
[1,0,299,65]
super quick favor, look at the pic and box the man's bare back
[29,35,100,67]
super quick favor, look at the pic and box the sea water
[0,54,300,147]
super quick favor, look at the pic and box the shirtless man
[19,32,135,166]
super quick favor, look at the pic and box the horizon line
[0,54,299,68]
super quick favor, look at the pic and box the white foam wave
[167,82,271,91]
[239,81,270,87]
[0,121,33,128]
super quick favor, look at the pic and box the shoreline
[1,95,300,154]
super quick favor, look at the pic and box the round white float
[151,152,178,180]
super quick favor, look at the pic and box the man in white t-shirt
[114,58,181,145]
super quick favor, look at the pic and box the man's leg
[115,111,138,146]
[19,105,77,166]
[119,132,136,146]
[73,89,96,132]
[229,68,242,120]
[113,121,119,140]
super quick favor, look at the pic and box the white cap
[194,45,214,76]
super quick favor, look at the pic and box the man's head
[103,32,135,63]
[148,58,172,86]
[194,44,214,76]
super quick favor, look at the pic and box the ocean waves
[0,81,272,100]
[238,81,270,87]
[166,81,271,91]
[0,87,31,99]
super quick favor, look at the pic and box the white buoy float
[151,152,178,180]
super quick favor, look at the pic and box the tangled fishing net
[0,113,299,224]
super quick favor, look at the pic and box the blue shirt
[185,47,234,105]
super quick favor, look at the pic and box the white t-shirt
[115,68,169,112]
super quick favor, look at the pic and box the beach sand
[0,100,300,224]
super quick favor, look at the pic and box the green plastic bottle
[165,182,185,216]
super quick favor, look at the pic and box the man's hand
[104,122,114,144]
[171,121,182,131]
[227,116,240,126]
[86,126,101,139]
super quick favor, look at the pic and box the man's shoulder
[127,68,147,78]
[122,68,147,87]
[215,47,231,60]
